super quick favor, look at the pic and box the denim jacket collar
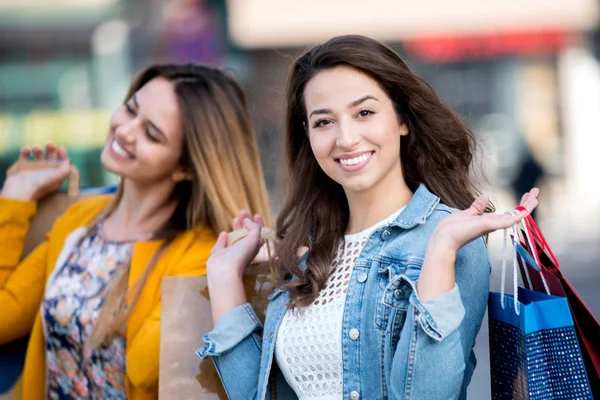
[388,183,440,230]
[289,184,439,279]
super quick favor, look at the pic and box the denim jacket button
[356,272,368,283]
[349,328,360,340]
[350,390,360,400]
[380,229,391,241]
[394,289,403,299]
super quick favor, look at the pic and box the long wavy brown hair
[275,35,491,308]
[87,64,272,348]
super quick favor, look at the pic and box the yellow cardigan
[0,196,216,400]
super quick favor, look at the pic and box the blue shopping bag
[488,219,594,399]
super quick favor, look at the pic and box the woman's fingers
[232,216,242,231]
[32,145,44,161]
[233,210,252,230]
[57,146,68,160]
[212,232,228,252]
[466,193,490,216]
[19,146,31,161]
[521,189,539,214]
[46,143,58,160]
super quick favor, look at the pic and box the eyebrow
[308,95,379,118]
[132,94,168,142]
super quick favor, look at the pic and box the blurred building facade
[1,0,599,245]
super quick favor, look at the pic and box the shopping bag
[514,206,600,395]
[488,218,594,399]
[0,160,116,395]
[159,263,272,399]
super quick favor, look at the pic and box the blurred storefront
[1,0,599,243]
[0,0,227,187]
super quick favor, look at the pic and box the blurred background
[1,0,599,397]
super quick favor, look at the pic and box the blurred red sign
[404,30,577,62]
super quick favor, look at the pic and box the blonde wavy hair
[86,64,272,348]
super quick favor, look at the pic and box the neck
[104,178,179,241]
[345,163,413,234]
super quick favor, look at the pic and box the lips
[111,138,135,159]
[335,151,374,172]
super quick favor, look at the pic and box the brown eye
[313,119,332,128]
[357,109,374,118]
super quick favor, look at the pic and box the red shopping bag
[515,206,600,395]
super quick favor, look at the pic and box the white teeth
[339,153,370,166]
[112,139,130,158]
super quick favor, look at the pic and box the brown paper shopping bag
[159,261,273,399]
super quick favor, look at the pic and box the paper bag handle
[6,160,80,198]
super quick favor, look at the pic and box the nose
[114,118,140,143]
[335,119,360,150]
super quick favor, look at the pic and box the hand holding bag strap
[6,159,80,198]
[209,228,278,278]
[225,227,277,247]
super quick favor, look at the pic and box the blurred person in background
[0,63,271,400]
[163,0,224,65]
[511,143,545,220]
[199,35,538,399]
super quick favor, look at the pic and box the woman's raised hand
[1,143,71,201]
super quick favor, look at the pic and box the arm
[197,302,264,400]
[196,212,267,399]
[390,190,539,399]
[389,237,489,399]
[0,197,49,345]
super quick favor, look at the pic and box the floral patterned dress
[41,224,134,399]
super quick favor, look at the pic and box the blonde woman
[0,63,271,400]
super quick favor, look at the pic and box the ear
[171,166,193,183]
[399,121,409,137]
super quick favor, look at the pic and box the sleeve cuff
[0,197,37,220]
[403,275,466,342]
[195,303,263,359]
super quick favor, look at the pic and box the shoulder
[165,227,218,275]
[173,227,218,254]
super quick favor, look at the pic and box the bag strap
[500,211,522,315]
[6,160,80,198]
[515,205,560,268]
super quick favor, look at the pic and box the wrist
[207,264,245,287]
[427,228,458,256]
[0,186,35,202]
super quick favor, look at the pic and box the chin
[336,176,377,194]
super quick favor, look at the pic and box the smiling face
[304,66,408,196]
[101,77,190,185]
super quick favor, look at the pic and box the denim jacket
[197,184,490,400]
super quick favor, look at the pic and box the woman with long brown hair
[199,36,538,399]
[0,63,271,399]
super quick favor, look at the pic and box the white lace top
[274,207,405,399]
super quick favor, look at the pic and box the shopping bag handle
[515,206,560,269]
[500,211,522,314]
[6,160,80,198]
